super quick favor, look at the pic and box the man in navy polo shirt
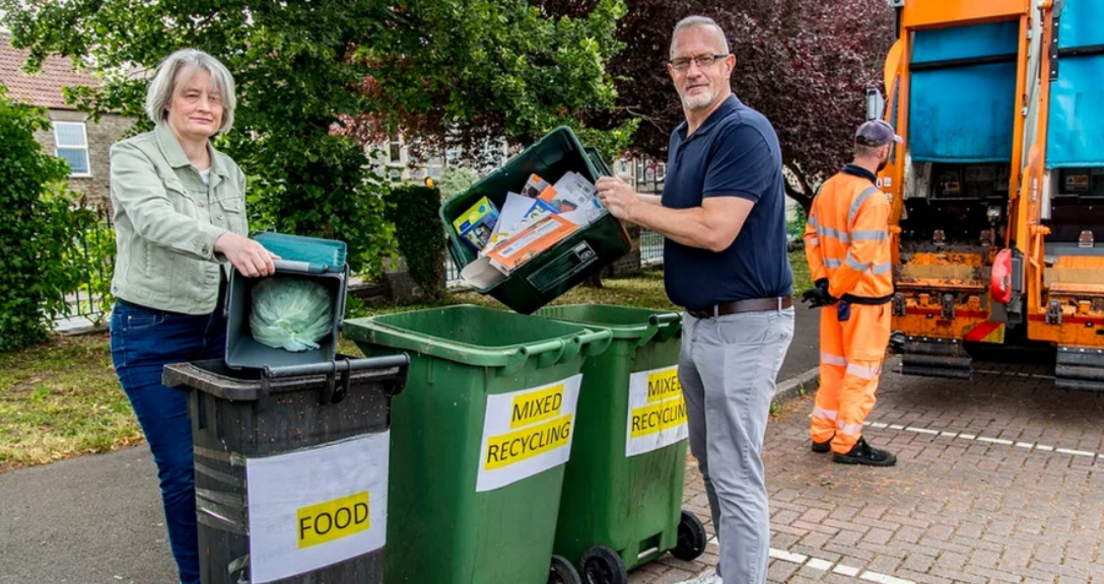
[597,15,795,584]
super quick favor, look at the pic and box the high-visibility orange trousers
[810,302,892,454]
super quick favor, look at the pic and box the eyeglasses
[669,53,729,71]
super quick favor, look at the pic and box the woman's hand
[215,232,279,277]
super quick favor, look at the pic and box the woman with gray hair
[108,48,275,584]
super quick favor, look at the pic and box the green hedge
[0,87,98,351]
[385,185,446,299]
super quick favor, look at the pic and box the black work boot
[811,439,832,453]
[832,437,897,466]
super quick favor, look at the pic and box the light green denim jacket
[109,123,248,315]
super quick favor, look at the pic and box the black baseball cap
[855,120,903,147]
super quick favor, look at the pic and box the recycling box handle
[273,259,325,274]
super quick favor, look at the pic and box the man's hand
[215,232,280,277]
[596,176,641,221]
[800,278,838,308]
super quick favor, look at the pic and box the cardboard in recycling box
[441,126,633,314]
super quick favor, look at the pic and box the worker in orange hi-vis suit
[800,120,901,467]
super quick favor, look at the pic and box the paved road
[633,351,1104,584]
[0,445,173,584]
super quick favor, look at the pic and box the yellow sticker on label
[646,369,682,403]
[630,397,688,438]
[510,384,564,429]
[296,492,371,549]
[485,414,574,470]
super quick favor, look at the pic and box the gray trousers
[680,307,795,584]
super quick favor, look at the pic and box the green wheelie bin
[534,305,707,584]
[344,305,613,584]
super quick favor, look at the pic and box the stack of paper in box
[457,171,606,288]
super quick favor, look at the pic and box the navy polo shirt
[661,95,793,310]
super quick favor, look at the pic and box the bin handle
[579,329,613,357]
[263,355,409,378]
[262,355,410,403]
[537,340,567,370]
[650,312,682,344]
[634,313,679,349]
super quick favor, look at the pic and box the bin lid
[254,232,347,272]
[162,354,408,401]
[536,304,681,342]
[344,305,612,372]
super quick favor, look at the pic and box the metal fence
[639,229,664,266]
[54,217,115,328]
[446,256,464,288]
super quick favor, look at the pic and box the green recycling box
[440,127,633,314]
[345,305,613,584]
[535,305,707,583]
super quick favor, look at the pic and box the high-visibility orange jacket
[804,166,893,302]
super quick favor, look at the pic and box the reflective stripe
[817,225,850,243]
[847,186,881,227]
[824,258,842,268]
[845,254,869,271]
[820,352,848,366]
[811,406,838,421]
[840,423,865,436]
[870,262,892,275]
[846,363,882,380]
[851,230,887,242]
[809,237,820,246]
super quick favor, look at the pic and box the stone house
[0,33,134,207]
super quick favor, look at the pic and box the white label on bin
[476,375,582,493]
[245,432,389,583]
[625,366,689,457]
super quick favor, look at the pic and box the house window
[54,122,90,176]
[618,159,629,176]
[445,148,462,167]
[636,158,645,184]
[389,137,402,164]
[656,163,667,182]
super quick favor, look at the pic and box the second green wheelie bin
[344,305,613,584]
[535,305,707,584]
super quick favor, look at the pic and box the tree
[342,0,638,169]
[538,0,895,211]
[436,167,481,202]
[0,0,634,274]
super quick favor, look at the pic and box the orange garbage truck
[873,0,1104,389]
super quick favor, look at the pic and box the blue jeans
[110,299,227,584]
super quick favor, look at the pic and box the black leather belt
[687,296,792,319]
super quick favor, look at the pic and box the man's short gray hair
[144,48,236,134]
[670,16,731,59]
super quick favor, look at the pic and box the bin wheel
[548,554,582,584]
[581,546,628,584]
[671,510,707,561]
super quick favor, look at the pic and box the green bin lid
[345,305,612,373]
[535,304,681,343]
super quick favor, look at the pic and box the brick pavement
[630,356,1104,584]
